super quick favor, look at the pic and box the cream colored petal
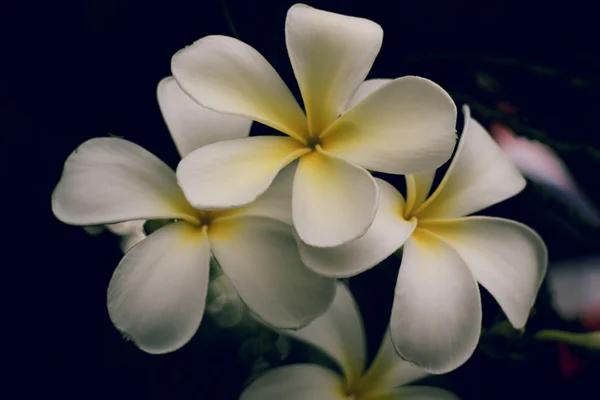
[293,150,378,247]
[229,162,298,225]
[286,4,382,134]
[176,136,308,209]
[390,230,482,374]
[107,222,210,354]
[415,105,526,219]
[240,364,344,400]
[209,216,335,329]
[171,35,308,141]
[345,79,392,111]
[422,217,547,329]
[52,138,197,226]
[366,386,461,400]
[297,178,415,277]
[106,220,145,236]
[283,282,366,385]
[358,329,429,392]
[404,173,436,217]
[157,76,252,157]
[321,76,457,175]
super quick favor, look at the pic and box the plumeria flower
[171,3,457,248]
[242,282,460,400]
[299,94,548,372]
[51,77,335,354]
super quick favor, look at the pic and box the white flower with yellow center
[242,282,460,400]
[299,97,548,373]
[171,3,457,248]
[51,77,335,354]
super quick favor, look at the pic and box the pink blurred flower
[489,122,600,224]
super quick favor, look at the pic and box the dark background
[4,0,599,398]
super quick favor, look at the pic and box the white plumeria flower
[299,91,548,373]
[242,282,460,400]
[171,3,457,248]
[51,77,335,354]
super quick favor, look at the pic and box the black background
[4,0,599,398]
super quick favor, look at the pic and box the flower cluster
[52,3,548,398]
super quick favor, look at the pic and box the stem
[220,0,239,39]
[535,330,600,348]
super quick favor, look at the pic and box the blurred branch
[220,0,239,39]
[450,91,600,160]
[536,330,600,350]
[402,52,600,88]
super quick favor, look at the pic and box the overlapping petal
[404,172,436,217]
[359,330,429,392]
[209,216,335,329]
[283,282,366,384]
[176,136,309,209]
[345,79,392,110]
[229,162,297,225]
[297,179,415,277]
[367,386,461,400]
[390,229,482,374]
[52,138,197,225]
[321,76,457,175]
[240,364,343,400]
[422,217,547,328]
[416,106,526,219]
[285,4,382,134]
[157,76,252,157]
[171,35,308,141]
[107,222,210,354]
[293,150,378,247]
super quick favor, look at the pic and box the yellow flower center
[305,135,323,151]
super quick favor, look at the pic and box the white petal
[359,330,429,392]
[171,35,308,141]
[345,78,392,110]
[230,162,297,225]
[106,220,146,236]
[157,76,252,157]
[298,179,415,277]
[293,150,378,247]
[404,173,436,217]
[105,220,147,252]
[240,364,343,400]
[416,105,526,219]
[52,138,197,226]
[107,222,210,354]
[368,386,461,400]
[209,216,335,329]
[119,230,147,253]
[321,76,457,175]
[176,136,308,209]
[422,217,548,329]
[285,4,382,134]
[390,230,482,374]
[283,282,366,384]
